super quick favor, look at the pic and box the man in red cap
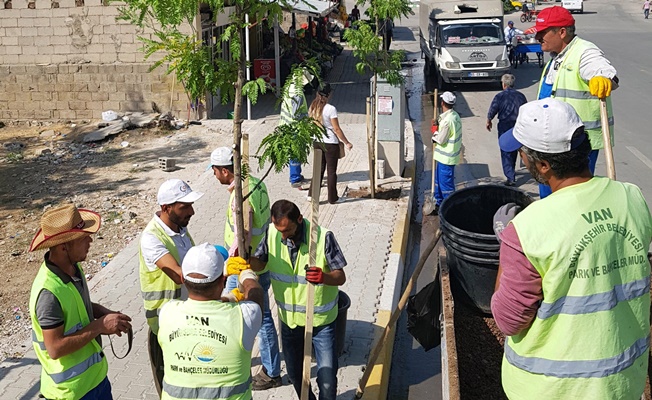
[534,6,618,199]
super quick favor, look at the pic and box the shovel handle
[600,99,616,180]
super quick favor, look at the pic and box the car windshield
[441,23,503,46]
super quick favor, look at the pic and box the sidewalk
[0,48,415,400]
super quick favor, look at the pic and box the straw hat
[29,204,101,252]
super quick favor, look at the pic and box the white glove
[239,269,258,285]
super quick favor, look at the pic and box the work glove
[493,203,522,244]
[305,267,324,284]
[589,76,612,99]
[225,256,251,276]
[223,271,258,303]
[223,288,245,303]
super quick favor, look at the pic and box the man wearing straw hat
[139,178,204,394]
[29,204,132,399]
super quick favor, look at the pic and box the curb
[363,119,416,399]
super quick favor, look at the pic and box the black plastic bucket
[336,291,351,357]
[439,185,533,314]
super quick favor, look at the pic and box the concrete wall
[0,1,190,120]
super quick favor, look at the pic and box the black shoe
[504,179,516,187]
[430,204,440,216]
[252,370,282,390]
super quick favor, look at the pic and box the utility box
[373,77,405,178]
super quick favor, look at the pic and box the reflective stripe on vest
[433,109,462,165]
[276,295,338,314]
[537,37,614,150]
[267,221,339,329]
[504,177,652,398]
[49,352,104,384]
[505,335,650,379]
[163,378,251,399]
[139,217,190,334]
[141,288,182,301]
[537,276,650,319]
[280,89,308,126]
[28,262,108,398]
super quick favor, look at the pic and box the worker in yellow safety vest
[250,199,347,400]
[431,91,462,216]
[534,6,618,198]
[158,243,264,400]
[139,178,204,394]
[491,99,652,400]
[208,146,282,390]
[28,204,132,399]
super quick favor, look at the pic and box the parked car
[505,0,523,11]
[562,0,583,13]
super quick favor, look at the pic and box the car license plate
[468,72,489,77]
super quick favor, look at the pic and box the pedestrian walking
[28,204,132,399]
[209,146,282,391]
[644,0,650,18]
[349,5,360,22]
[491,99,652,399]
[534,6,618,198]
[139,178,203,394]
[158,243,264,400]
[281,68,313,187]
[431,91,462,215]
[308,83,353,204]
[486,74,528,186]
[251,199,347,400]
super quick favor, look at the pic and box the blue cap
[213,245,229,261]
[499,128,522,152]
[508,20,514,25]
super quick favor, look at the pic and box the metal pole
[245,14,251,120]
[274,17,281,97]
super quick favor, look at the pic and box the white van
[562,0,583,13]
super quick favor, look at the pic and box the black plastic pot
[336,290,351,357]
[439,185,533,314]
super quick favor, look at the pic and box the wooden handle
[355,229,443,398]
[600,99,616,180]
[300,148,323,400]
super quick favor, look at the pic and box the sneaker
[504,179,516,187]
[252,370,282,391]
[291,181,303,189]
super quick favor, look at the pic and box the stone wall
[0,0,189,120]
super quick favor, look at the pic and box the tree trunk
[232,9,248,259]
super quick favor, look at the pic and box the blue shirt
[487,88,528,134]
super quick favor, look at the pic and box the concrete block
[114,64,133,74]
[0,92,16,102]
[33,18,51,27]
[51,54,68,63]
[74,73,92,82]
[31,92,53,101]
[76,92,92,101]
[68,100,86,110]
[72,83,88,92]
[91,91,109,101]
[51,7,71,18]
[53,45,72,54]
[102,24,119,34]
[6,27,21,37]
[4,82,21,92]
[36,9,54,18]
[19,8,37,18]
[59,0,77,7]
[87,82,100,92]
[0,18,18,28]
[39,100,57,111]
[18,109,36,119]
[80,64,99,74]
[124,74,139,83]
[100,52,116,63]
[34,109,54,119]
[3,36,19,46]
[37,26,54,36]
[57,92,75,101]
[57,109,77,119]
[87,44,104,54]
[84,53,102,63]
[44,65,59,74]
[17,18,35,27]
[55,100,70,110]
[102,5,120,16]
[119,53,137,63]
[106,74,125,83]
[0,66,9,76]
[18,54,36,64]
[50,36,68,46]
[76,109,93,119]
[108,91,125,101]
[102,100,121,110]
[18,36,34,46]
[23,46,39,55]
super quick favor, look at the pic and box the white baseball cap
[182,243,224,284]
[441,91,456,105]
[210,147,233,167]
[499,99,586,153]
[157,179,204,205]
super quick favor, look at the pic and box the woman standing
[309,83,353,204]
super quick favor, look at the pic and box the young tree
[117,0,323,257]
[344,0,412,197]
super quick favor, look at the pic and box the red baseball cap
[535,6,575,31]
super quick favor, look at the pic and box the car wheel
[514,6,521,11]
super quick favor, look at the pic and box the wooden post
[366,97,375,199]
[301,148,323,400]
[600,100,616,180]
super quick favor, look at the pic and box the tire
[514,6,521,11]
[520,14,527,23]
[537,52,544,68]
[513,52,519,69]
[527,14,534,22]
[436,68,449,91]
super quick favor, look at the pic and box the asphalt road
[389,0,652,398]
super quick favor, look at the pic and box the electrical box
[372,77,406,177]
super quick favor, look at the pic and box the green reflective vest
[158,299,252,400]
[537,37,614,150]
[267,221,339,329]
[224,176,271,272]
[504,177,652,399]
[280,83,308,126]
[29,262,108,400]
[139,217,194,335]
[433,109,462,165]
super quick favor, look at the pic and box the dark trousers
[148,329,164,396]
[312,143,340,204]
[500,149,518,182]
